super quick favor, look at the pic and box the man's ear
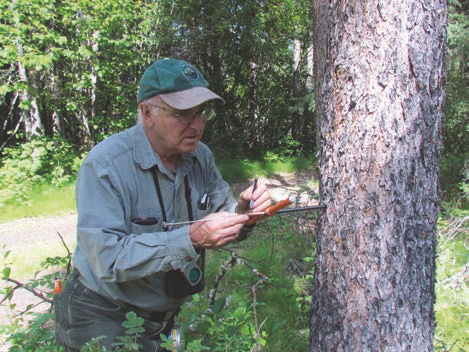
[139,103,153,125]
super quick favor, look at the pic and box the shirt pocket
[191,189,213,220]
[130,209,165,235]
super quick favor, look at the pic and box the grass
[0,183,76,224]
[0,183,77,280]
[1,242,74,280]
[434,214,469,351]
[216,154,316,184]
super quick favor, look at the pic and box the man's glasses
[148,103,216,125]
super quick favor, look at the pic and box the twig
[209,251,239,306]
[222,249,270,349]
[12,300,50,318]
[439,216,469,244]
[210,247,270,349]
[57,232,72,257]
[220,247,252,263]
[250,268,270,352]
[2,277,53,304]
[56,231,73,275]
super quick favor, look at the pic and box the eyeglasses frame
[147,102,215,125]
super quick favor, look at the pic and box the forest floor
[0,169,320,349]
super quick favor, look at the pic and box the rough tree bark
[310,1,447,351]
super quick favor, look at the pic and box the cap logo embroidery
[182,65,199,80]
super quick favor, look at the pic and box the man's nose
[187,113,206,128]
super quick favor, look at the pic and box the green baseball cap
[137,58,224,109]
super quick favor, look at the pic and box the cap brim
[159,87,224,109]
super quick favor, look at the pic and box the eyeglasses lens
[178,107,215,124]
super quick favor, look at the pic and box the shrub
[0,137,81,207]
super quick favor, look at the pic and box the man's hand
[189,212,249,249]
[237,180,271,214]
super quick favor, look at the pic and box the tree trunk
[248,60,259,149]
[17,59,42,139]
[310,1,447,351]
[306,40,314,95]
[291,38,302,139]
[15,39,42,139]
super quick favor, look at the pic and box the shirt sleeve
[74,158,198,284]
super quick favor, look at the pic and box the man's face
[141,98,208,157]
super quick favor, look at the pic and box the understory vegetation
[0,152,467,351]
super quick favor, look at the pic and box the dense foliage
[0,0,314,157]
[0,137,80,208]
[444,0,469,157]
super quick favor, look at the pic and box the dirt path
[0,213,78,253]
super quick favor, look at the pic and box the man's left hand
[237,180,271,214]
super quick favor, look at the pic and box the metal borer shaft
[163,219,215,227]
[246,204,325,217]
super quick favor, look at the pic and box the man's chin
[181,142,199,153]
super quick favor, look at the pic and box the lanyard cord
[184,175,194,221]
[151,166,193,231]
[151,165,205,275]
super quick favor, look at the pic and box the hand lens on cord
[180,261,203,286]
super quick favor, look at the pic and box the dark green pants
[53,273,173,351]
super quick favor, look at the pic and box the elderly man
[54,58,271,351]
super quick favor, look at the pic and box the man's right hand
[189,212,249,249]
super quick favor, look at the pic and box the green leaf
[3,266,11,279]
[210,296,226,315]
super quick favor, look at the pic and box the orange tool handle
[54,279,63,294]
[266,197,293,216]
[246,197,294,226]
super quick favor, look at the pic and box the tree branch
[1,277,53,304]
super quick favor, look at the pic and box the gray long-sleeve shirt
[73,123,238,311]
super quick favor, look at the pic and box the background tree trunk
[310,1,447,351]
[291,38,302,140]
[17,53,42,139]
